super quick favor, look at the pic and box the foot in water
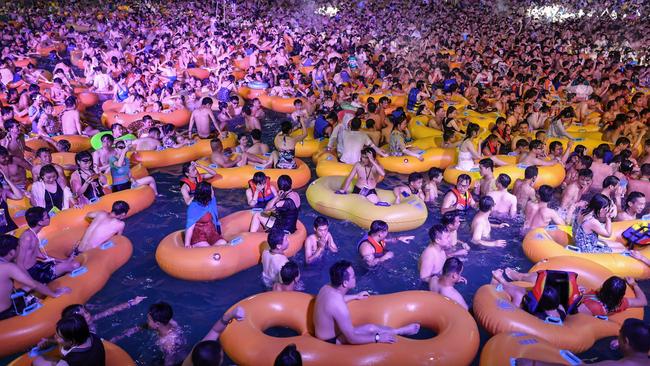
[491,269,506,285]
[504,267,523,281]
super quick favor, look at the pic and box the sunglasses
[80,158,91,163]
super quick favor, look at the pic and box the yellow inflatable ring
[379,139,456,174]
[275,128,328,158]
[408,115,442,139]
[156,210,306,281]
[220,291,479,366]
[306,176,427,232]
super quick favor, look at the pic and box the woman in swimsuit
[573,194,626,253]
[388,116,423,161]
[70,151,107,207]
[30,164,75,213]
[270,120,307,169]
[249,175,300,233]
[185,182,226,248]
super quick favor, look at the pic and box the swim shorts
[27,260,57,284]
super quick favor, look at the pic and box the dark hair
[194,182,213,206]
[496,173,511,188]
[478,158,493,170]
[578,168,593,179]
[39,164,58,180]
[279,261,300,285]
[56,314,90,346]
[313,216,328,229]
[74,151,93,166]
[538,185,554,203]
[442,257,463,276]
[408,172,423,183]
[350,118,362,130]
[191,340,223,366]
[548,141,562,152]
[36,147,50,158]
[597,276,627,313]
[368,220,388,235]
[61,304,84,318]
[440,210,460,227]
[148,302,173,325]
[274,344,302,366]
[281,121,293,134]
[602,175,620,189]
[428,167,442,180]
[111,200,130,216]
[201,97,213,106]
[428,224,445,242]
[0,234,19,257]
[619,159,634,174]
[267,229,287,250]
[330,260,352,287]
[478,196,494,212]
[582,193,611,217]
[457,174,471,185]
[529,140,544,151]
[465,123,480,139]
[620,318,650,353]
[277,175,292,191]
[252,172,267,185]
[537,285,561,313]
[524,166,538,180]
[625,192,645,210]
[26,206,47,228]
[251,129,262,140]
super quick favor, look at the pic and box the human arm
[331,301,395,344]
[201,306,245,341]
[360,242,393,266]
[471,222,506,247]
[209,110,222,135]
[295,118,308,142]
[392,186,407,204]
[625,277,648,308]
[184,224,195,248]
[305,237,323,264]
[337,164,358,194]
[188,112,195,138]
[1,171,23,199]
[368,153,386,177]
[630,250,650,266]
[93,296,147,321]
[181,185,193,205]
[326,233,338,252]
[9,264,70,298]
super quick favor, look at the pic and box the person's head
[428,167,443,182]
[210,138,223,152]
[624,192,646,215]
[281,121,293,135]
[577,168,593,188]
[36,147,52,163]
[277,175,292,192]
[349,118,362,131]
[407,172,423,189]
[0,234,19,260]
[39,164,59,184]
[440,210,461,231]
[524,165,538,182]
[268,228,289,251]
[538,185,554,203]
[202,97,213,106]
[619,159,634,175]
[515,139,529,152]
[191,340,223,366]
[478,196,494,213]
[597,276,627,313]
[278,261,300,287]
[549,141,563,156]
[583,193,611,218]
[101,134,115,148]
[618,319,650,354]
[368,220,389,241]
[274,344,302,366]
[537,285,561,313]
[74,151,93,169]
[528,140,544,155]
[360,147,376,165]
[641,164,650,178]
[251,129,262,141]
[330,260,355,289]
[602,175,620,190]
[495,174,511,190]
[313,216,329,238]
[55,315,90,348]
[428,223,446,246]
[465,123,480,139]
[61,304,91,325]
[26,206,49,228]
[193,182,213,206]
[147,302,173,330]
[478,158,494,175]
[441,257,464,282]
[456,174,471,194]
[111,200,130,218]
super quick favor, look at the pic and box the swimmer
[304,216,338,264]
[337,147,387,206]
[518,140,556,167]
[261,229,290,288]
[75,201,130,253]
[424,167,443,203]
[441,174,477,214]
[471,196,508,248]
[314,260,420,345]
[616,192,646,221]
[487,173,517,218]
[188,307,245,366]
[524,185,566,230]
[393,172,425,204]
[189,97,221,139]
[357,220,413,267]
[475,158,496,197]
[273,260,301,292]
[513,165,538,213]
[419,224,454,281]
[146,302,187,366]
[560,168,593,221]
[428,257,468,310]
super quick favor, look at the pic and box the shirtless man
[441,174,477,214]
[17,207,79,284]
[440,210,470,255]
[189,97,221,139]
[428,257,468,310]
[513,166,538,213]
[247,129,270,155]
[476,158,496,197]
[357,220,413,267]
[393,172,425,204]
[333,118,386,165]
[290,99,308,125]
[273,261,300,292]
[337,147,386,205]
[471,196,508,247]
[0,234,70,321]
[89,67,114,93]
[518,140,557,167]
[32,148,67,188]
[616,192,646,222]
[241,105,261,132]
[0,146,30,189]
[209,139,247,168]
[487,174,517,218]
[560,168,593,221]
[424,167,443,203]
[75,201,130,253]
[1,120,31,160]
[314,260,419,345]
[419,224,451,281]
[600,175,625,212]
[524,185,566,230]
[304,216,338,264]
[60,96,84,135]
[261,229,289,288]
[132,127,162,151]
[93,134,116,174]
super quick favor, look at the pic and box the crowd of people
[1,0,650,364]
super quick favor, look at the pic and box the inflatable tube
[473,256,644,353]
[443,155,565,189]
[408,115,443,139]
[156,210,307,281]
[70,50,84,69]
[306,176,427,232]
[233,57,250,70]
[101,99,123,113]
[185,68,210,80]
[14,57,36,68]
[256,95,304,114]
[237,86,268,100]
[522,220,650,279]
[0,228,132,357]
[436,94,470,109]
[461,109,501,129]
[35,42,65,57]
[77,91,100,107]
[544,137,611,155]
[25,135,91,153]
[207,158,311,189]
[274,128,328,158]
[102,109,191,128]
[313,150,358,178]
[9,340,134,366]
[133,133,236,169]
[248,81,269,90]
[379,139,456,174]
[358,93,407,108]
[90,131,137,150]
[480,332,581,366]
[219,291,479,366]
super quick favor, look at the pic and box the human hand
[377,332,396,344]
[630,250,645,261]
[398,235,414,244]
[625,277,637,286]
[495,240,507,247]
[356,291,370,300]
[130,296,147,306]
[383,251,395,261]
[458,276,468,284]
[53,287,71,297]
[610,339,619,350]
[227,306,246,322]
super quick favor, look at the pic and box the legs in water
[492,269,527,308]
[504,267,539,283]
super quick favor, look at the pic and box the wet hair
[148,127,161,137]
[602,176,620,189]
[36,147,51,158]
[74,151,93,166]
[39,164,58,180]
[279,261,300,285]
[579,155,593,169]
[277,175,292,191]
[478,196,495,212]
[252,172,267,185]
[548,141,562,152]
[148,302,173,325]
[515,139,529,150]
[251,129,262,140]
[529,140,544,151]
[478,158,494,171]
[428,167,442,180]
[537,185,554,203]
[111,200,130,216]
[408,172,423,184]
[61,304,85,318]
[442,257,463,276]
[26,207,47,228]
[582,193,611,217]
[274,344,302,366]
[496,174,511,188]
[330,260,352,287]
[193,182,213,206]
[620,318,650,353]
[465,123,480,139]
[457,174,471,185]
[597,276,627,313]
[428,224,446,242]
[201,97,213,106]
[56,314,89,346]
[625,192,645,210]
[101,134,115,144]
[440,210,460,227]
[619,159,634,174]
[368,220,388,235]
[267,229,287,250]
[0,234,19,257]
[578,168,593,179]
[615,137,631,147]
[191,340,222,366]
[313,216,328,229]
[350,118,362,130]
[361,146,376,159]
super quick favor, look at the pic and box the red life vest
[358,235,385,257]
[180,175,203,195]
[248,178,274,205]
[451,187,471,210]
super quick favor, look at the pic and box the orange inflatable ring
[77,91,100,107]
[473,256,644,353]
[70,50,84,69]
[9,340,134,366]
[255,94,304,114]
[219,291,479,366]
[0,228,132,357]
[480,332,581,366]
[14,58,36,68]
[237,86,268,100]
[26,135,92,153]
[36,42,66,57]
[156,210,307,281]
[379,139,456,174]
[205,158,311,189]
[185,68,210,80]
[522,220,650,279]
[102,109,191,128]
[102,99,124,113]
[133,133,237,169]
